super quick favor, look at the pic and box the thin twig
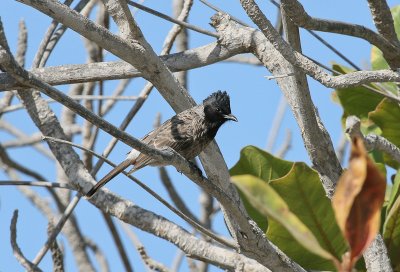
[0,120,54,159]
[126,1,218,38]
[31,0,75,68]
[0,180,77,190]
[10,210,43,272]
[32,194,82,266]
[171,250,185,272]
[159,167,200,224]
[0,144,48,182]
[275,129,292,158]
[0,96,138,114]
[199,0,249,27]
[0,19,27,118]
[16,20,28,67]
[120,222,171,272]
[100,79,132,116]
[266,95,287,151]
[47,220,65,272]
[305,30,361,71]
[35,0,91,68]
[84,237,110,272]
[101,213,133,272]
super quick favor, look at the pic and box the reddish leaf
[332,137,386,268]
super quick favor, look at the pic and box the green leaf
[383,193,400,268]
[230,145,293,181]
[369,98,400,168]
[332,64,384,120]
[370,98,400,147]
[268,163,347,270]
[371,46,388,70]
[230,146,293,230]
[230,147,347,270]
[387,170,400,214]
[231,174,335,263]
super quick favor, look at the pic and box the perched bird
[85,91,237,198]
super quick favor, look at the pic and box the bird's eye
[216,107,221,112]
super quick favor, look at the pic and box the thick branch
[366,0,399,47]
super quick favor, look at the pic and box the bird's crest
[203,90,230,110]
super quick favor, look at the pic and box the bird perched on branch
[85,91,237,198]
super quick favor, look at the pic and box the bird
[85,91,237,198]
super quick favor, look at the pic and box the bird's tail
[85,159,133,199]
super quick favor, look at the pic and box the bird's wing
[133,109,198,170]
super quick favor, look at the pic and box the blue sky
[0,0,398,271]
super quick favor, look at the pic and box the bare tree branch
[121,222,171,272]
[266,95,287,152]
[0,9,304,270]
[32,195,82,267]
[10,210,43,272]
[280,0,400,68]
[16,19,28,67]
[0,120,54,159]
[159,167,199,224]
[47,220,65,272]
[127,0,217,38]
[275,129,292,158]
[346,115,400,165]
[0,180,77,190]
[366,0,399,47]
[101,214,133,272]
[84,237,110,272]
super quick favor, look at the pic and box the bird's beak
[223,114,238,122]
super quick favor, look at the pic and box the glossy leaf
[332,137,386,266]
[384,196,400,268]
[387,170,400,214]
[232,174,336,262]
[267,163,347,269]
[230,145,293,230]
[369,98,400,168]
[230,145,293,181]
[369,98,400,148]
[230,147,346,270]
[383,170,400,267]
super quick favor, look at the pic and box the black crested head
[203,91,237,124]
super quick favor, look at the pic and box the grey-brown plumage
[85,91,237,198]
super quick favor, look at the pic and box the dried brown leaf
[332,137,386,267]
